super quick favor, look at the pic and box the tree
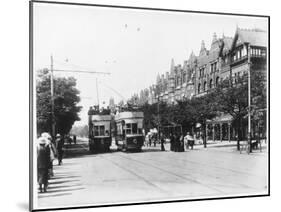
[36,69,82,136]
[213,70,267,150]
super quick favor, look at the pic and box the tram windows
[93,125,106,136]
[100,126,105,136]
[132,123,138,134]
[126,124,132,134]
[94,126,99,136]
[125,123,138,135]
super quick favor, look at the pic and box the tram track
[113,152,262,191]
[99,155,171,194]
[108,153,227,194]
[130,150,266,179]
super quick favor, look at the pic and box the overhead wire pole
[96,78,99,107]
[50,55,55,139]
[49,55,110,139]
[248,44,252,153]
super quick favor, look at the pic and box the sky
[33,2,268,126]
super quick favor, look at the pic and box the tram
[115,111,145,152]
[88,107,112,153]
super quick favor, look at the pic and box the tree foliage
[36,69,82,136]
[212,70,267,150]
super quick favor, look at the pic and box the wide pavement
[37,139,268,209]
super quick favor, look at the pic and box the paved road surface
[37,139,268,209]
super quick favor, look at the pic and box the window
[94,126,99,136]
[241,47,246,57]
[237,50,241,59]
[132,123,138,134]
[225,57,228,64]
[233,54,237,61]
[183,73,186,83]
[261,49,266,56]
[125,123,138,135]
[93,125,105,136]
[211,63,217,73]
[203,81,207,92]
[199,67,205,78]
[100,126,105,136]
[198,83,201,93]
[216,77,220,87]
[209,79,213,89]
[126,123,132,134]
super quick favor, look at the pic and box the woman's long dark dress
[37,144,51,186]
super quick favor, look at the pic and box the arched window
[209,79,213,89]
[198,83,201,94]
[216,76,220,87]
[203,81,207,92]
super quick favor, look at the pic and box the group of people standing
[170,132,195,152]
[146,131,195,152]
[36,133,65,193]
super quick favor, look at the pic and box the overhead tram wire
[48,55,111,138]
[52,59,110,75]
[53,58,127,104]
[53,69,110,75]
[96,80,127,101]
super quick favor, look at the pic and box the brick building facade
[139,28,267,106]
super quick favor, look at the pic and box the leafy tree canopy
[36,69,82,136]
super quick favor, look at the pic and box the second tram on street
[88,107,112,153]
[115,111,145,152]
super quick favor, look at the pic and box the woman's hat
[41,132,52,140]
[56,133,61,137]
[38,137,47,144]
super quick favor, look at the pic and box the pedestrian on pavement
[56,134,64,165]
[160,133,165,151]
[175,134,181,152]
[149,134,152,147]
[37,137,51,193]
[67,135,72,145]
[153,134,156,147]
[170,133,174,151]
[73,135,77,145]
[179,134,185,152]
[184,132,195,150]
[41,132,56,178]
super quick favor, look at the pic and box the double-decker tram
[115,111,144,152]
[88,107,112,153]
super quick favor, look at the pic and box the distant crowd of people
[145,131,196,152]
[36,133,67,193]
[168,132,195,152]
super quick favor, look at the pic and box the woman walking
[37,137,51,193]
[160,133,165,151]
[56,134,64,165]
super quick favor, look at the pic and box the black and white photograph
[30,1,269,211]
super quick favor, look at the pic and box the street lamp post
[247,44,252,153]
